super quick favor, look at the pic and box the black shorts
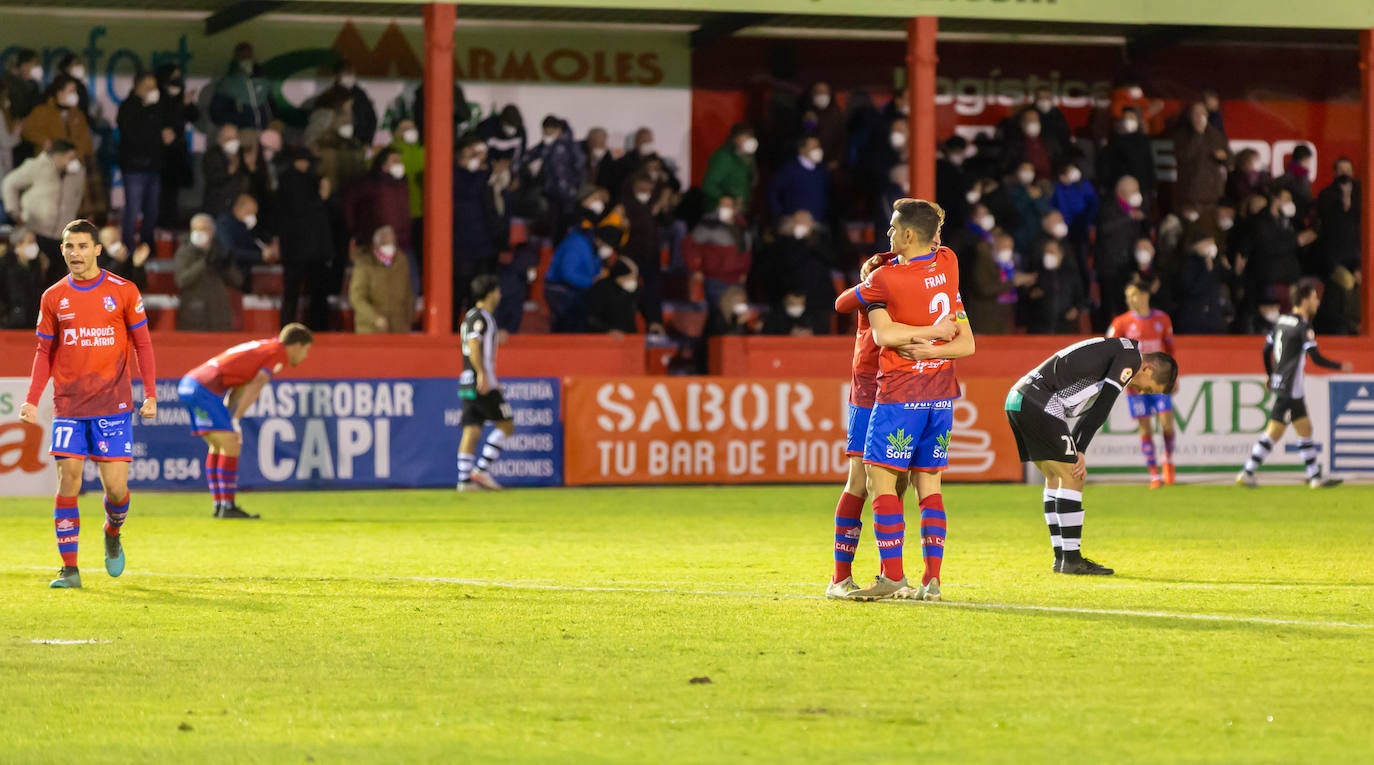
[1268,395,1308,424]
[460,390,513,427]
[1006,405,1078,464]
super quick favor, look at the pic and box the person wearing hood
[477,104,527,166]
[545,222,622,333]
[154,64,200,227]
[702,122,758,213]
[586,258,641,335]
[349,225,414,334]
[276,146,336,330]
[175,213,242,332]
[209,42,272,131]
[116,71,172,252]
[314,60,377,146]
[520,114,587,240]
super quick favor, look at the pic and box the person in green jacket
[702,122,758,214]
[390,118,426,252]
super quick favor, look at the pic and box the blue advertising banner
[81,377,562,492]
[1328,380,1374,474]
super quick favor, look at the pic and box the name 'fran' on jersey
[459,307,498,397]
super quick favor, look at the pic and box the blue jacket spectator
[521,116,586,235]
[215,193,269,290]
[546,228,601,290]
[1050,165,1099,241]
[767,136,830,223]
[209,44,272,130]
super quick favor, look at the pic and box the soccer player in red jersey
[178,324,314,518]
[828,254,958,599]
[849,199,975,601]
[18,219,157,589]
[1107,279,1178,487]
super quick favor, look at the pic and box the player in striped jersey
[457,275,514,491]
[1107,279,1178,488]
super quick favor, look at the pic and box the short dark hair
[280,322,314,346]
[728,122,754,139]
[1291,277,1323,306]
[61,219,100,243]
[48,139,75,155]
[892,198,944,245]
[1144,351,1178,393]
[15,49,37,66]
[471,274,500,302]
[1291,144,1314,162]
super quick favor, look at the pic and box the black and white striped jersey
[459,307,499,395]
[1014,337,1142,450]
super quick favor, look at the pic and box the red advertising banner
[562,376,1022,485]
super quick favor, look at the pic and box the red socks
[831,491,865,583]
[919,493,947,585]
[54,494,80,567]
[873,494,905,582]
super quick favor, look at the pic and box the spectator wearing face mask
[703,123,759,213]
[601,127,679,204]
[315,60,377,146]
[344,147,413,259]
[117,71,172,252]
[311,101,369,195]
[1238,190,1309,321]
[1173,102,1230,212]
[620,173,671,335]
[453,136,502,325]
[350,226,414,334]
[210,42,272,131]
[1020,87,1070,164]
[873,163,910,254]
[2,50,44,125]
[276,146,335,330]
[389,118,426,250]
[202,124,248,218]
[1272,144,1317,225]
[586,259,641,335]
[1176,234,1232,334]
[545,223,621,333]
[1098,106,1156,207]
[96,224,150,291]
[1127,239,1167,312]
[768,136,830,225]
[581,127,612,187]
[1000,162,1051,254]
[1312,157,1361,334]
[706,284,756,341]
[2,140,83,245]
[959,212,1017,335]
[935,135,974,230]
[2,229,50,327]
[154,64,200,228]
[21,76,92,162]
[216,193,280,290]
[175,213,242,332]
[477,104,527,166]
[1050,159,1098,281]
[1227,148,1271,208]
[763,289,824,336]
[520,115,587,238]
[50,54,94,121]
[801,82,845,172]
[686,195,751,310]
[1005,109,1054,180]
[951,201,998,291]
[0,80,24,180]
[1096,175,1150,321]
[1026,240,1085,334]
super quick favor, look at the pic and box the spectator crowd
[0,43,1363,350]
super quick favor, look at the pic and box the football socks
[872,494,905,582]
[1043,487,1062,563]
[919,493,946,586]
[1243,435,1274,475]
[103,493,129,537]
[474,429,506,473]
[1298,437,1320,479]
[831,491,864,583]
[1056,488,1085,562]
[54,494,80,568]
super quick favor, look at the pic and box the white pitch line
[29,639,111,645]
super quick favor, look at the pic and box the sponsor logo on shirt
[73,326,117,347]
[57,312,75,321]
[63,328,78,346]
[58,297,70,309]
[933,430,953,460]
[134,299,144,314]
[885,428,914,461]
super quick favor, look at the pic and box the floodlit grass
[1,484,1372,763]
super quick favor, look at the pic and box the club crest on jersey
[97,440,109,454]
[1121,367,1135,384]
[103,296,116,312]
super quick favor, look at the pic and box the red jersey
[856,247,965,404]
[1107,309,1174,355]
[189,339,289,396]
[35,270,149,418]
[848,310,880,407]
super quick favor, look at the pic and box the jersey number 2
[1060,435,1077,456]
[930,292,951,324]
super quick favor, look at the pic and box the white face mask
[18,242,40,261]
[338,124,354,139]
[793,224,810,240]
[890,131,907,149]
[1199,242,1219,258]
[143,89,160,105]
[813,93,831,109]
[1036,98,1053,113]
[994,248,1014,264]
[1023,122,1042,138]
[598,244,614,259]
[240,59,255,74]
[465,158,481,172]
[1134,249,1154,267]
[947,153,964,167]
[1017,169,1035,185]
[28,65,43,82]
[69,65,85,80]
[1218,216,1235,231]
[1281,201,1297,218]
[717,207,735,224]
[222,139,241,156]
[60,92,79,108]
[402,128,419,144]
[638,141,656,157]
[1063,167,1082,184]
[586,199,605,216]
[242,213,258,230]
[806,148,824,164]
[378,243,397,257]
[1051,222,1068,239]
[189,230,210,248]
[388,163,406,180]
[1127,192,1144,208]
[1121,118,1139,133]
[168,85,183,96]
[1184,209,1201,222]
[339,74,357,88]
[731,301,750,316]
[966,189,981,204]
[1043,253,1062,270]
[740,137,758,155]
[977,214,995,231]
[1128,87,1145,99]
[64,157,82,174]
[785,304,805,319]
[591,147,607,160]
[621,278,638,293]
[502,124,517,136]
[541,133,556,146]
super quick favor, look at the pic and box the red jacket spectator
[343,149,413,252]
[683,214,750,284]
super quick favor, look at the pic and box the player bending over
[828,252,960,599]
[1237,279,1351,489]
[1006,338,1176,575]
[1107,278,1177,488]
[19,219,157,588]
[458,275,515,491]
[177,324,314,518]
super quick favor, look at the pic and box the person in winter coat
[1172,102,1230,212]
[276,147,336,330]
[768,136,830,223]
[314,60,378,147]
[452,136,503,326]
[1,140,83,242]
[175,214,242,331]
[97,224,150,292]
[154,64,199,227]
[1176,234,1232,333]
[343,147,412,254]
[21,76,92,160]
[1096,175,1150,321]
[702,123,758,213]
[349,225,414,334]
[800,82,846,173]
[309,102,368,194]
[1239,189,1310,314]
[1026,239,1086,334]
[520,115,586,239]
[545,224,619,333]
[390,118,426,247]
[117,72,172,250]
[476,104,527,166]
[1050,159,1099,255]
[685,195,752,309]
[619,172,671,334]
[2,50,44,124]
[209,43,272,131]
[1098,106,1156,208]
[585,259,640,335]
[1,229,52,328]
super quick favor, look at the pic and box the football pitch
[2,484,1371,763]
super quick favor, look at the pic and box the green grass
[2,484,1372,764]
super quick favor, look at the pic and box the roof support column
[907,16,938,202]
[1360,28,1373,335]
[423,2,456,335]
